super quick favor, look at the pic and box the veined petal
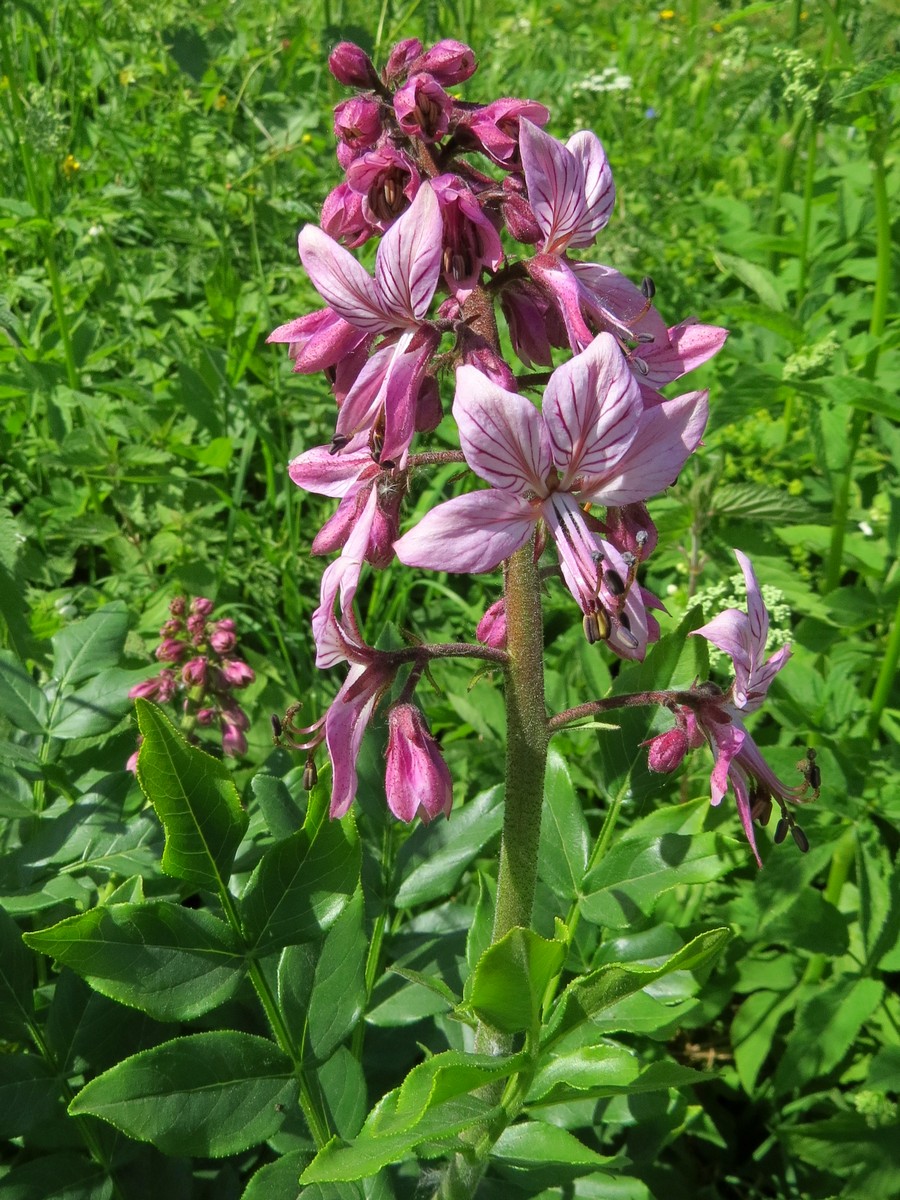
[581,388,708,505]
[374,184,443,323]
[288,447,374,497]
[743,643,791,714]
[298,224,391,332]
[454,365,552,493]
[527,255,594,352]
[380,329,440,465]
[520,119,586,254]
[311,493,378,667]
[335,332,415,445]
[637,320,729,387]
[706,717,745,807]
[570,262,661,341]
[566,130,614,246]
[542,491,602,613]
[692,607,754,708]
[326,664,383,818]
[735,549,769,663]
[545,333,641,486]
[729,760,763,868]
[394,490,535,573]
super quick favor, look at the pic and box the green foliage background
[0,0,898,1198]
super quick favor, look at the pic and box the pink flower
[333,97,383,149]
[221,722,248,757]
[345,143,421,228]
[296,182,443,463]
[328,42,379,88]
[182,657,209,688]
[456,98,550,166]
[383,38,423,85]
[394,73,452,142]
[209,620,237,654]
[410,39,476,85]
[432,174,503,300]
[687,550,804,865]
[476,598,507,649]
[220,659,255,688]
[395,333,707,652]
[384,705,453,822]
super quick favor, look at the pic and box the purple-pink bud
[321,182,376,248]
[196,707,217,726]
[209,621,237,654]
[129,675,163,700]
[220,659,255,688]
[328,42,379,88]
[156,638,187,664]
[126,746,141,774]
[186,613,207,641]
[383,38,423,84]
[333,96,383,149]
[384,704,453,823]
[182,656,209,688]
[476,598,507,649]
[168,597,186,617]
[221,722,248,757]
[156,669,177,703]
[393,73,452,142]
[411,40,476,85]
[190,597,215,616]
[645,728,689,773]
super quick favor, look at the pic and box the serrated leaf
[304,890,368,1064]
[240,818,359,953]
[0,904,34,1038]
[68,1031,295,1157]
[544,928,730,1047]
[492,1119,614,1170]
[0,1054,62,1138]
[529,1049,712,1106]
[832,55,900,102]
[135,699,247,891]
[50,604,129,689]
[240,1149,309,1200]
[47,668,136,739]
[710,483,817,523]
[715,252,785,311]
[0,1153,114,1200]
[24,903,246,1021]
[468,926,566,1034]
[772,977,884,1095]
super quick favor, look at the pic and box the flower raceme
[394,333,708,657]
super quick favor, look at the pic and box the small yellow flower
[712,21,723,32]
[660,8,675,19]
[118,66,135,86]
[0,75,9,91]
[301,133,313,145]
[800,9,808,18]
[62,154,80,178]
[213,93,227,110]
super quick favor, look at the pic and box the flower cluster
[268,37,811,858]
[128,596,255,767]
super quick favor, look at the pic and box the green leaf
[47,668,136,740]
[50,603,129,689]
[24,903,247,1021]
[731,988,796,1095]
[491,1120,614,1178]
[467,925,566,1034]
[0,904,33,1038]
[710,483,817,524]
[0,1153,114,1200]
[715,252,786,310]
[319,1046,367,1139]
[394,786,503,908]
[772,977,884,1095]
[135,699,248,891]
[778,1114,899,1199]
[304,890,367,1064]
[0,650,48,733]
[538,749,590,900]
[241,1150,309,1200]
[544,928,730,1047]
[0,1054,62,1138]
[68,1031,295,1157]
[240,818,359,953]
[831,54,900,102]
[581,832,740,928]
[529,1048,712,1106]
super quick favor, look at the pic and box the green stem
[491,545,550,944]
[795,122,818,310]
[822,119,891,592]
[768,112,806,275]
[218,889,332,1147]
[435,544,549,1199]
[866,584,900,744]
[801,830,855,985]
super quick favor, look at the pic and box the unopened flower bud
[156,638,187,664]
[196,707,217,726]
[191,597,215,616]
[328,41,379,88]
[182,656,209,688]
[333,96,383,149]
[385,704,453,823]
[476,598,507,649]
[221,722,248,757]
[129,675,163,700]
[645,727,689,773]
[411,39,476,85]
[209,620,237,654]
[221,659,255,688]
[383,38,423,84]
[168,597,186,617]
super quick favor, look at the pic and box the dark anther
[330,434,350,455]
[271,714,283,740]
[604,569,626,596]
[583,608,610,645]
[302,757,318,791]
[774,817,789,844]
[618,609,632,631]
[632,355,650,376]
[791,824,810,853]
[805,748,821,791]
[635,530,649,547]
[635,332,656,344]
[641,276,656,299]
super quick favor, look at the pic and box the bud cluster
[128,596,255,767]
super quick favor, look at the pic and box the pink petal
[394,490,536,574]
[692,607,754,708]
[565,131,614,246]
[326,664,382,818]
[542,491,602,613]
[298,225,391,332]
[734,550,769,663]
[374,183,443,322]
[527,255,594,352]
[453,365,552,493]
[334,333,414,448]
[519,119,586,254]
[581,388,708,505]
[288,447,374,497]
[743,644,792,715]
[636,320,729,388]
[544,332,641,485]
[570,262,661,342]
